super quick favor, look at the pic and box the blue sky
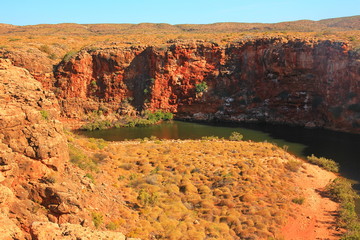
[2,0,359,25]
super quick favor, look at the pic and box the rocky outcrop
[55,38,360,133]
[0,59,136,239]
[0,58,69,238]
[0,49,55,89]
[0,58,67,171]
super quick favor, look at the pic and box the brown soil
[280,163,344,239]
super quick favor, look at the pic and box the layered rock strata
[54,38,360,133]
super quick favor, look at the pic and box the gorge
[0,17,360,239]
[51,38,360,133]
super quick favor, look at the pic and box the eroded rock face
[0,59,138,239]
[55,38,360,133]
[0,58,69,238]
[0,58,68,171]
[0,49,55,89]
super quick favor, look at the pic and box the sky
[1,0,359,26]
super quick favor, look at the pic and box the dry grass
[0,30,359,62]
[67,133,308,239]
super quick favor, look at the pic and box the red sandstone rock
[0,49,55,89]
[0,59,137,239]
[54,39,360,133]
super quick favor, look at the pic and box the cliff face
[0,58,68,238]
[0,59,130,239]
[55,38,360,133]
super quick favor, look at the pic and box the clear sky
[1,0,359,25]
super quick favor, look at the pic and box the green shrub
[292,197,305,205]
[8,38,20,42]
[68,143,98,171]
[195,81,208,93]
[124,110,173,127]
[326,178,360,239]
[137,189,158,206]
[105,221,119,230]
[85,173,95,183]
[81,120,112,131]
[201,136,220,141]
[91,80,97,87]
[307,154,339,172]
[147,110,173,122]
[40,110,49,120]
[229,132,243,141]
[63,50,78,62]
[92,212,103,228]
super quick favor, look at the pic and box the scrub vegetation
[66,132,325,239]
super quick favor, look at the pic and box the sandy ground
[280,162,343,240]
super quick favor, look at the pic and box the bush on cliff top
[62,50,78,62]
[325,178,360,239]
[306,154,339,172]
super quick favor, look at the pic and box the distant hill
[0,16,359,36]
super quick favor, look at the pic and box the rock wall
[0,59,133,239]
[53,38,360,133]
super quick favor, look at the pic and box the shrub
[105,221,119,230]
[137,189,158,206]
[92,212,103,228]
[147,110,173,122]
[68,143,98,171]
[91,80,97,87]
[124,110,173,127]
[201,136,220,141]
[8,38,20,42]
[195,82,208,93]
[63,50,78,62]
[292,197,305,205]
[285,160,302,172]
[229,132,243,141]
[85,173,95,183]
[325,178,360,239]
[307,154,339,172]
[81,120,112,131]
[39,45,52,54]
[48,53,57,60]
[40,110,50,120]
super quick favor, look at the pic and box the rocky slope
[54,38,360,133]
[0,59,132,239]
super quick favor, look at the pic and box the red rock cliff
[0,59,129,239]
[55,38,360,133]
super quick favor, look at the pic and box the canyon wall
[54,38,359,133]
[0,59,131,239]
